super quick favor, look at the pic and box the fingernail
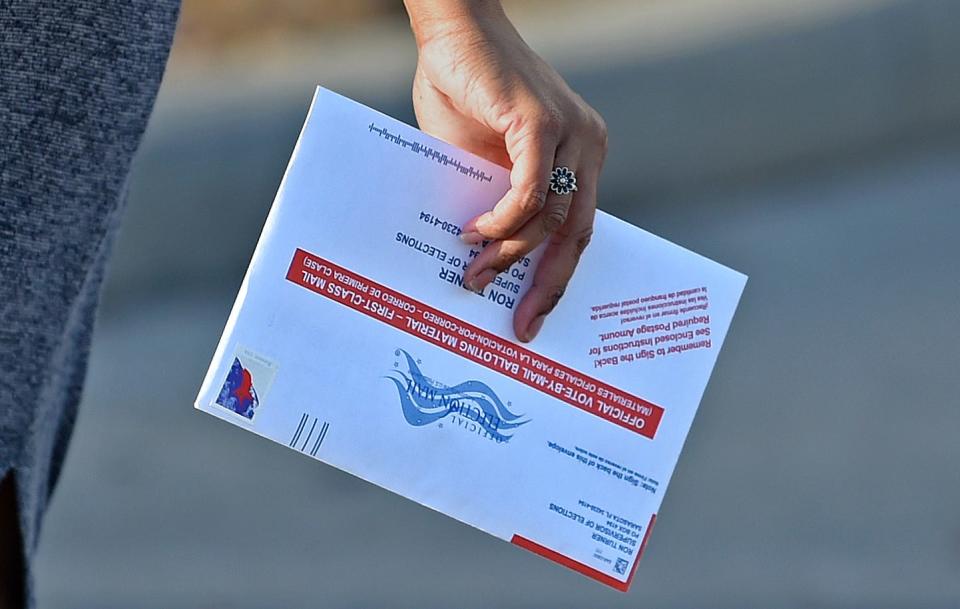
[464,268,497,293]
[474,268,498,290]
[523,313,547,343]
[461,217,479,233]
[459,231,483,245]
[471,211,493,230]
[463,273,481,293]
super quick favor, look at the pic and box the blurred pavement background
[33,0,960,607]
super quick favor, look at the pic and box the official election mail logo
[385,349,529,443]
[215,348,278,420]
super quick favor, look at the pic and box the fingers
[460,123,559,243]
[459,97,607,343]
[512,171,597,342]
[463,142,579,284]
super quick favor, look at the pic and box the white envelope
[195,86,746,591]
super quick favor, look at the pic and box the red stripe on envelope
[285,248,664,439]
[511,513,656,591]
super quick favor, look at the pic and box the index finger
[460,124,558,244]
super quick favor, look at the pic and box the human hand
[405,0,608,342]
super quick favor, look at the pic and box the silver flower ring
[549,166,578,196]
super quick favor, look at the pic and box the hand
[405,0,608,342]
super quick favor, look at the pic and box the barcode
[614,557,628,575]
[289,412,330,457]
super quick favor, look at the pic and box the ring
[549,166,578,196]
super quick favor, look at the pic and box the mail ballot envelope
[195,86,747,591]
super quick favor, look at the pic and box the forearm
[402,0,509,47]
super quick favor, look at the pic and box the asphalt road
[31,107,960,607]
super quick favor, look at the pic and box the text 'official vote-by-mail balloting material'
[195,86,747,592]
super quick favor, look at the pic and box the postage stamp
[215,347,278,420]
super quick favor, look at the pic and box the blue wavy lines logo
[384,349,530,443]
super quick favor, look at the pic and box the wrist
[404,0,508,50]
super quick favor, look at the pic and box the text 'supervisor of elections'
[196,86,747,591]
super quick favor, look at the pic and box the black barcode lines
[309,421,329,457]
[368,122,494,183]
[289,412,330,457]
[289,413,308,446]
